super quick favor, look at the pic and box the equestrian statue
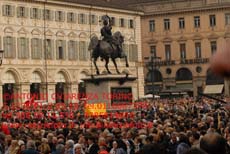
[88,15,129,75]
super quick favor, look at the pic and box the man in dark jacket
[86,136,99,154]
[22,140,39,154]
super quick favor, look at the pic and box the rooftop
[54,0,168,11]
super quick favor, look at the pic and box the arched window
[206,69,224,85]
[146,70,162,82]
[176,68,192,81]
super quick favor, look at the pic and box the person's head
[87,136,95,145]
[112,141,118,149]
[179,133,190,145]
[5,135,12,146]
[56,144,65,154]
[26,140,36,149]
[139,143,160,154]
[98,137,106,146]
[106,133,114,142]
[47,133,54,142]
[41,138,48,144]
[74,144,82,154]
[19,144,26,151]
[171,133,177,143]
[78,135,86,144]
[52,137,57,144]
[0,133,5,143]
[103,20,108,26]
[200,133,227,154]
[57,138,64,145]
[177,143,190,154]
[145,136,153,144]
[189,132,200,144]
[65,140,74,149]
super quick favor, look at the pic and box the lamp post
[144,55,161,98]
[0,50,4,66]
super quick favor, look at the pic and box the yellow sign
[85,103,107,116]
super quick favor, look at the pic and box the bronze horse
[88,31,129,75]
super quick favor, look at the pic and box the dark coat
[88,144,99,154]
[22,149,39,154]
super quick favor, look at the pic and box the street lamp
[0,50,4,66]
[144,55,161,98]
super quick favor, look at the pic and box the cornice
[143,5,230,17]
[26,0,144,16]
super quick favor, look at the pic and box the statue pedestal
[82,74,137,111]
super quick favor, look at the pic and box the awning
[203,84,224,94]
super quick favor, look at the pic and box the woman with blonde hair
[8,140,19,154]
[38,138,51,154]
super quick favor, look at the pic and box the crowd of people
[0,96,230,154]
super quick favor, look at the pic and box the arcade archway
[2,72,16,106]
[55,72,66,103]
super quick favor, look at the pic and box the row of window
[2,5,135,28]
[149,14,230,32]
[2,36,138,62]
[150,41,217,60]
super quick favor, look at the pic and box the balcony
[180,58,209,64]
[148,60,176,66]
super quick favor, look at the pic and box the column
[48,82,56,104]
[65,82,72,104]
[14,83,22,106]
[0,83,3,108]
[20,83,30,104]
[71,81,79,103]
[40,83,48,102]
[224,78,230,96]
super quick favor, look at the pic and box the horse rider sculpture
[100,15,122,57]
[88,15,129,75]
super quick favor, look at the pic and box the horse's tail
[88,36,99,51]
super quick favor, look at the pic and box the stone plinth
[82,74,137,111]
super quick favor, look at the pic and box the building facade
[0,0,144,107]
[139,0,230,97]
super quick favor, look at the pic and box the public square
[0,0,230,154]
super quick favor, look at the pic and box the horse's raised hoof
[108,71,112,74]
[96,71,100,75]
[126,64,129,67]
[117,71,120,74]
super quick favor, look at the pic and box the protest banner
[84,103,107,116]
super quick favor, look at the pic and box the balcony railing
[180,58,209,64]
[145,58,209,67]
[148,60,176,66]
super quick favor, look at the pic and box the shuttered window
[30,8,41,19]
[78,13,87,24]
[129,44,138,62]
[55,11,65,22]
[42,9,53,20]
[31,38,42,59]
[67,12,76,23]
[2,5,15,17]
[56,40,66,60]
[17,6,28,18]
[44,39,54,59]
[68,40,78,60]
[18,37,29,59]
[79,41,87,60]
[3,36,16,58]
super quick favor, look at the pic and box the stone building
[0,0,144,106]
[136,0,230,97]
